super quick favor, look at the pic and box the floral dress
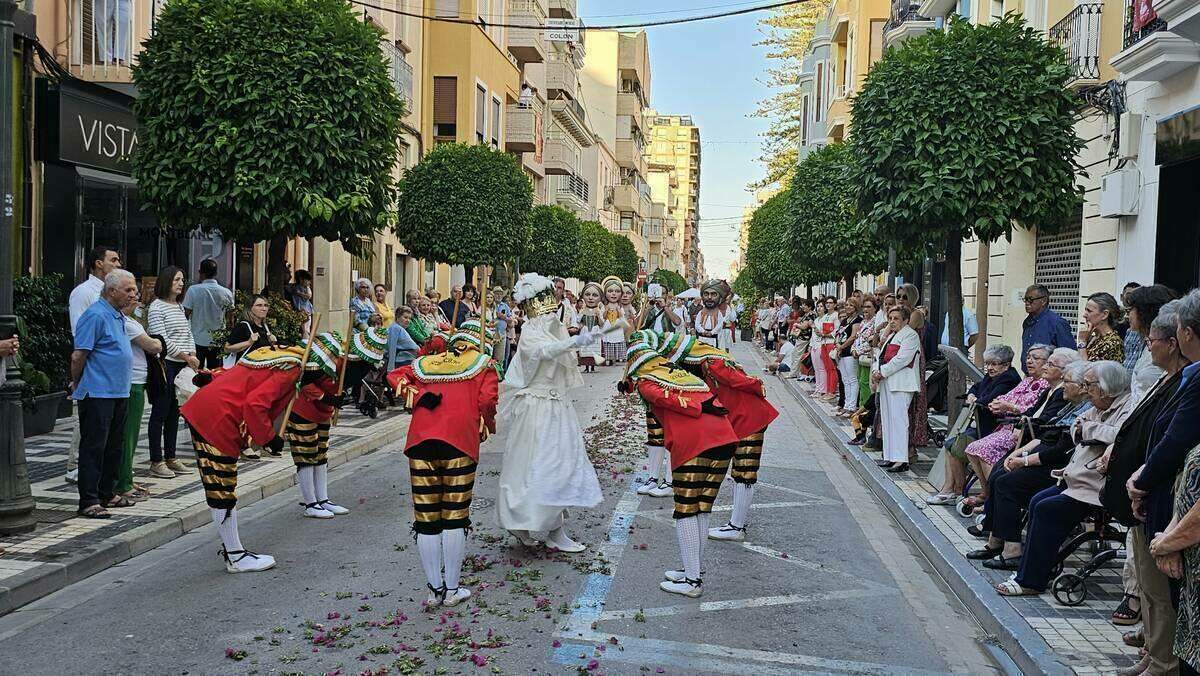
[1085,330,1125,363]
[1173,445,1200,672]
[908,324,930,448]
[963,376,1050,465]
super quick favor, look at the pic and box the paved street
[0,342,1006,675]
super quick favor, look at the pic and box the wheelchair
[1048,507,1125,606]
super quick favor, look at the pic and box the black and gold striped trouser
[408,440,477,535]
[285,413,331,467]
[191,429,239,511]
[672,444,736,520]
[731,429,766,485]
[646,411,665,447]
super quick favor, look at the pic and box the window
[991,0,1004,22]
[814,63,823,121]
[434,0,457,17]
[384,244,394,290]
[491,96,501,149]
[801,95,810,145]
[618,214,633,231]
[870,20,885,65]
[433,76,457,140]
[475,84,487,145]
[424,259,436,292]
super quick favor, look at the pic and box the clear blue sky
[579,1,773,280]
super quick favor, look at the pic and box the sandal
[1112,594,1141,626]
[962,496,985,509]
[77,505,111,519]
[106,495,135,508]
[994,579,1040,596]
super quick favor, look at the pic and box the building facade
[645,114,702,284]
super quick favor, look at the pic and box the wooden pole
[331,311,355,426]
[281,312,322,428]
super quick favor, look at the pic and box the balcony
[70,0,160,82]
[1111,0,1200,82]
[615,138,647,176]
[1154,0,1200,43]
[617,91,645,117]
[508,0,547,64]
[1049,4,1103,88]
[549,98,592,145]
[549,0,577,19]
[546,59,579,99]
[610,183,646,213]
[505,104,541,153]
[883,1,936,47]
[544,133,581,176]
[554,173,590,211]
[383,41,415,112]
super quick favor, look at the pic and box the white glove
[573,330,599,348]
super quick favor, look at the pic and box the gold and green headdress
[306,332,345,379]
[349,326,388,366]
[448,320,496,354]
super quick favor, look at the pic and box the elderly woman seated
[960,344,1054,509]
[994,361,1137,596]
[967,356,1090,567]
[926,344,1023,505]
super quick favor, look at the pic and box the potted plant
[14,274,73,437]
[738,307,755,342]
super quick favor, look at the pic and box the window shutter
[434,77,457,125]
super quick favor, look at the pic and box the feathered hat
[513,272,558,319]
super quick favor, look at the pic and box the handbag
[174,366,199,406]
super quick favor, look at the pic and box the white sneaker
[442,587,472,607]
[318,500,350,516]
[664,568,706,583]
[647,482,673,498]
[545,528,587,554]
[659,578,702,598]
[708,523,747,541]
[222,549,276,574]
[425,584,445,608]
[64,469,79,484]
[636,478,659,496]
[303,504,335,519]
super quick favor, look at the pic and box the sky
[579,1,774,281]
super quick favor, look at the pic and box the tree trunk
[265,233,290,296]
[945,236,967,422]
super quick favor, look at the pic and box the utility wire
[582,0,782,18]
[347,0,808,30]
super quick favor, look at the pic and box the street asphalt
[0,342,1008,675]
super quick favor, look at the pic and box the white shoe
[546,528,587,553]
[924,493,957,506]
[64,469,79,484]
[318,500,350,516]
[708,523,746,541]
[509,529,541,547]
[442,587,471,607]
[647,482,673,498]
[425,584,445,608]
[221,548,276,573]
[659,578,702,598]
[636,478,659,496]
[303,504,335,519]
[664,568,706,583]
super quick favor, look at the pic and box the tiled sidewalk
[0,406,410,615]
[770,361,1141,675]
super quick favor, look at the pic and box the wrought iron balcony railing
[1123,0,1167,49]
[883,0,928,36]
[1050,3,1102,84]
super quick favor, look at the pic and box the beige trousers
[1132,524,1179,675]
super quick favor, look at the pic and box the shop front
[35,78,235,295]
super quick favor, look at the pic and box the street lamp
[0,0,36,535]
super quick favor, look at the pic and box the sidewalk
[0,407,410,616]
[754,346,1141,676]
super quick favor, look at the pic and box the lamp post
[0,0,35,535]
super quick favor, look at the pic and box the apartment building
[645,114,703,284]
[646,162,683,275]
[581,29,652,265]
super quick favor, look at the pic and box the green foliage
[395,143,533,266]
[131,0,404,256]
[610,234,640,281]
[851,15,1084,248]
[744,192,813,290]
[572,221,615,282]
[651,269,688,294]
[790,144,892,282]
[731,271,764,305]
[523,205,580,278]
[14,274,72,399]
[209,291,311,348]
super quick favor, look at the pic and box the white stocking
[676,516,702,581]
[313,463,330,502]
[730,483,755,529]
[296,466,317,505]
[442,528,467,590]
[211,507,244,552]
[416,533,444,589]
[646,445,666,481]
[697,512,710,564]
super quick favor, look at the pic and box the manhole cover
[470,497,494,511]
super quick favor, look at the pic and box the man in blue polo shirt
[70,270,138,519]
[1020,283,1074,374]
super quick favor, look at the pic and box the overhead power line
[347,0,808,30]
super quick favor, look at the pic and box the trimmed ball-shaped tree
[523,205,581,278]
[745,191,813,293]
[651,269,688,294]
[572,221,616,282]
[610,233,640,282]
[132,0,405,292]
[852,15,1084,349]
[395,143,533,266]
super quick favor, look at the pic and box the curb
[0,417,409,617]
[777,374,1072,676]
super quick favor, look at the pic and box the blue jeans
[1014,485,1093,591]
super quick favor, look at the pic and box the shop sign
[37,80,139,175]
[545,19,579,43]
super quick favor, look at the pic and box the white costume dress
[496,314,603,532]
[694,307,736,350]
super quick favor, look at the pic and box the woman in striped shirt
[147,266,199,479]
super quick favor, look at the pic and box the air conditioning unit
[1117,112,1144,161]
[1099,168,1139,217]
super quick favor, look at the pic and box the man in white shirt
[640,284,680,334]
[65,245,122,484]
[552,277,578,334]
[182,258,234,368]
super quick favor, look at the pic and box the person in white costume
[497,273,605,552]
[693,279,736,350]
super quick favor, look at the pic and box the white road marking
[595,587,896,621]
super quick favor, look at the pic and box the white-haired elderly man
[69,270,139,519]
[995,360,1136,597]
